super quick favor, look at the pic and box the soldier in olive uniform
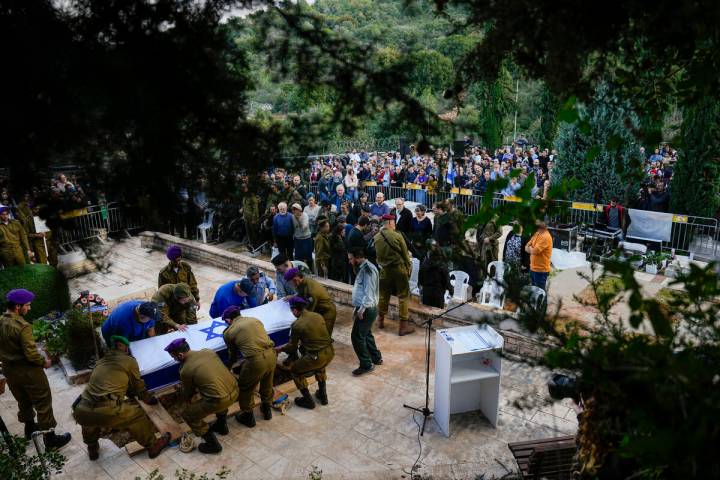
[374,214,415,336]
[151,283,197,334]
[285,268,337,335]
[0,289,71,449]
[314,220,331,278]
[475,214,502,279]
[276,297,334,409]
[72,335,170,460]
[221,306,276,428]
[165,339,239,454]
[0,206,33,266]
[241,185,260,249]
[17,201,57,266]
[158,245,200,306]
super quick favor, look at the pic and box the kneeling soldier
[222,306,276,428]
[276,296,334,409]
[284,268,337,335]
[72,335,170,460]
[152,283,197,333]
[0,289,71,450]
[165,338,239,454]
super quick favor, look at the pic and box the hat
[174,283,192,299]
[0,205,9,214]
[6,288,35,304]
[137,301,158,319]
[381,214,395,221]
[164,338,189,353]
[287,296,307,308]
[238,278,254,294]
[166,245,182,261]
[222,305,242,320]
[110,335,130,347]
[291,203,302,211]
[283,267,300,282]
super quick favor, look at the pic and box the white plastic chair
[196,209,215,244]
[487,260,506,282]
[409,257,421,296]
[478,262,507,309]
[518,285,547,314]
[445,270,470,303]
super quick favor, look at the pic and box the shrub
[0,265,70,321]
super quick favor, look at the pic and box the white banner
[627,209,673,242]
[131,300,295,376]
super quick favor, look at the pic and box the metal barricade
[57,203,144,246]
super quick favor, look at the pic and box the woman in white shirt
[344,168,359,201]
[291,203,313,266]
[303,195,321,236]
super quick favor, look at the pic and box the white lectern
[434,324,504,436]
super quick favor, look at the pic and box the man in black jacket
[346,216,370,253]
[392,198,413,235]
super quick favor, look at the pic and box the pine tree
[554,85,643,205]
[672,98,720,217]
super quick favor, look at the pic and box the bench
[508,435,577,479]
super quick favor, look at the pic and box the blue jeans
[530,270,549,291]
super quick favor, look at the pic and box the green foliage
[0,434,66,480]
[64,308,102,370]
[537,86,560,148]
[672,97,720,217]
[542,261,720,478]
[554,85,643,204]
[31,313,67,357]
[0,264,70,321]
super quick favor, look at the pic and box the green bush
[64,308,102,370]
[0,265,70,321]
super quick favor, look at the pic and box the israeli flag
[446,157,456,185]
[131,300,295,390]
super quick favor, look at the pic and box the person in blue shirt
[209,278,257,319]
[245,265,277,305]
[272,202,295,260]
[369,192,390,219]
[101,301,158,346]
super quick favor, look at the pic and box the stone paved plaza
[2,238,578,479]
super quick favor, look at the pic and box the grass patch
[576,275,625,307]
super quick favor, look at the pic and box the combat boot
[209,413,229,435]
[235,411,256,428]
[87,442,100,461]
[198,431,222,454]
[398,320,416,336]
[147,433,171,459]
[314,381,328,406]
[294,388,316,409]
[260,402,272,420]
[44,431,72,451]
[23,420,36,440]
[377,314,385,329]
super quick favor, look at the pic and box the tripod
[403,299,472,435]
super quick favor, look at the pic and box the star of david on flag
[199,321,227,341]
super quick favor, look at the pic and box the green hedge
[0,265,70,321]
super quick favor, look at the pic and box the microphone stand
[403,298,474,435]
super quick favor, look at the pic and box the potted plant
[643,251,669,275]
[31,312,67,363]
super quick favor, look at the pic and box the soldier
[275,297,334,409]
[72,335,170,460]
[241,185,260,250]
[151,283,197,333]
[165,338,239,454]
[0,289,71,449]
[221,306,275,428]
[374,214,415,336]
[158,245,200,307]
[284,268,337,335]
[475,214,502,279]
[0,205,33,266]
[270,254,311,298]
[314,220,331,278]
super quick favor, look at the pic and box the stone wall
[138,231,554,360]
